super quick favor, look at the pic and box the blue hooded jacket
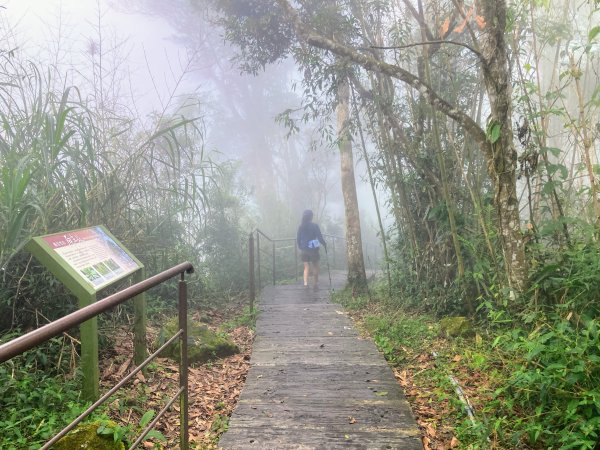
[297,222,326,251]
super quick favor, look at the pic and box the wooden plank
[219,428,423,449]
[218,271,422,449]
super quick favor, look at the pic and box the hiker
[296,209,327,289]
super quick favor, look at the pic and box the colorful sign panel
[40,226,141,291]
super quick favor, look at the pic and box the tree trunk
[337,76,367,288]
[479,0,526,291]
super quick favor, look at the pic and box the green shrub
[0,335,88,449]
[528,243,600,315]
[497,315,600,448]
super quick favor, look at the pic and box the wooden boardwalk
[218,271,423,449]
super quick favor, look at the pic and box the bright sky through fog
[0,0,388,237]
[1,0,191,116]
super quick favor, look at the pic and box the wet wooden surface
[218,271,422,449]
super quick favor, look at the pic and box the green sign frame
[26,225,145,400]
[26,225,143,297]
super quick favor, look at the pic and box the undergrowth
[0,291,252,449]
[334,278,600,450]
[0,335,89,449]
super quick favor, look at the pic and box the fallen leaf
[475,15,486,30]
[348,416,356,424]
[425,422,436,437]
[115,357,132,378]
[422,436,431,450]
[398,370,409,387]
[450,436,460,448]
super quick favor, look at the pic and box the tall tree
[274,0,527,290]
[337,75,367,287]
[128,0,343,236]
[205,0,369,288]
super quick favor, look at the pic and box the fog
[1,0,387,263]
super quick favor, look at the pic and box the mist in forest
[3,2,600,448]
[0,0,385,263]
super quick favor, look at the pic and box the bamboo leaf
[542,180,559,195]
[546,162,568,180]
[3,207,30,253]
[144,117,198,145]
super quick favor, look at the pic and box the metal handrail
[0,261,194,450]
[254,228,294,288]
[322,233,346,239]
[247,229,346,306]
[322,233,346,270]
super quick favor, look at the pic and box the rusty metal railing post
[272,241,276,285]
[256,231,261,289]
[248,232,255,312]
[294,242,298,282]
[0,262,194,449]
[179,273,189,450]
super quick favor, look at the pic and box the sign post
[27,226,143,401]
[133,268,147,366]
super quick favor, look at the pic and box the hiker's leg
[303,262,310,286]
[313,260,319,285]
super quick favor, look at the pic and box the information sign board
[41,227,140,290]
[27,225,143,296]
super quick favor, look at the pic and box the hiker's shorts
[301,249,320,263]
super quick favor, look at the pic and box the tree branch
[369,40,483,61]
[275,0,490,158]
[400,0,436,42]
[450,0,481,55]
[348,72,442,189]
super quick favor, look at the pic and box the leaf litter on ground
[99,306,253,449]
